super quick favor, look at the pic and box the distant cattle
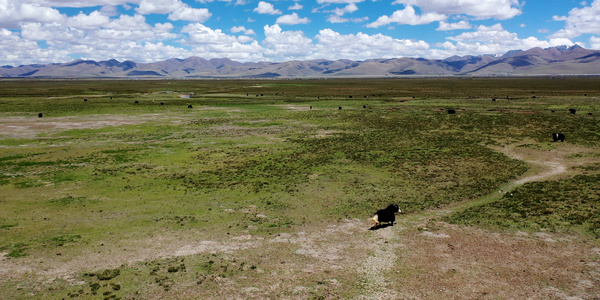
[84,98,88,102]
[134,100,139,104]
[38,113,43,118]
[188,105,193,108]
[338,106,342,110]
[552,133,565,142]
[310,106,312,109]
[371,204,401,229]
[569,108,576,114]
[363,105,366,109]
[160,102,165,105]
[447,109,456,114]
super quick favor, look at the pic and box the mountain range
[2,45,599,78]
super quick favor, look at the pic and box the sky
[1,0,599,66]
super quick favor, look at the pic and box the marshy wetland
[0,78,599,299]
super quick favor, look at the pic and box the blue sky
[0,0,599,65]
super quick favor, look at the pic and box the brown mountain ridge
[2,45,599,78]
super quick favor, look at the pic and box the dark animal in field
[447,109,456,114]
[188,105,193,108]
[160,102,165,105]
[310,106,312,109]
[569,108,576,114]
[38,113,43,118]
[134,100,139,104]
[363,105,366,109]
[84,98,87,102]
[552,133,565,142]
[371,204,401,229]
[339,106,342,110]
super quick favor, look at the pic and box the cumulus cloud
[137,0,183,15]
[317,0,364,3]
[327,15,368,23]
[590,36,600,49]
[254,1,282,15]
[168,6,211,22]
[231,25,256,35]
[314,28,430,59]
[393,0,522,20]
[289,2,303,10]
[332,3,358,16]
[367,6,446,28]
[67,11,111,29]
[551,0,600,38]
[276,13,310,25]
[0,1,66,28]
[437,20,471,31]
[263,24,314,60]
[441,23,575,56]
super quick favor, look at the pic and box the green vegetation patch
[445,174,600,237]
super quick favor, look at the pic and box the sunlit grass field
[0,78,599,298]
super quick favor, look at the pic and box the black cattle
[447,109,456,114]
[569,108,576,114]
[363,105,366,109]
[38,113,43,118]
[552,133,565,142]
[188,105,193,108]
[338,106,342,110]
[160,102,165,105]
[370,204,401,229]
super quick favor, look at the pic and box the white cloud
[317,0,364,4]
[327,15,368,23]
[437,20,471,31]
[254,1,282,15]
[263,24,314,60]
[441,23,575,56]
[589,36,600,49]
[367,6,446,28]
[393,0,522,20]
[0,1,66,28]
[168,6,211,22]
[108,14,152,31]
[551,0,600,38]
[0,28,72,65]
[67,11,111,30]
[289,2,303,10]
[314,29,430,60]
[276,13,310,25]
[137,0,183,15]
[332,3,358,16]
[231,25,256,35]
[21,22,85,42]
[180,23,264,60]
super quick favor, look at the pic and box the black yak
[371,204,401,229]
[552,133,565,142]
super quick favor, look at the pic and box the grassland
[0,77,599,299]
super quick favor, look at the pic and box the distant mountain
[1,46,599,78]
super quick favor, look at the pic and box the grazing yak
[552,133,565,142]
[370,204,401,229]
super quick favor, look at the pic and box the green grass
[0,78,599,298]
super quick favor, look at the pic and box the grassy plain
[0,77,599,299]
